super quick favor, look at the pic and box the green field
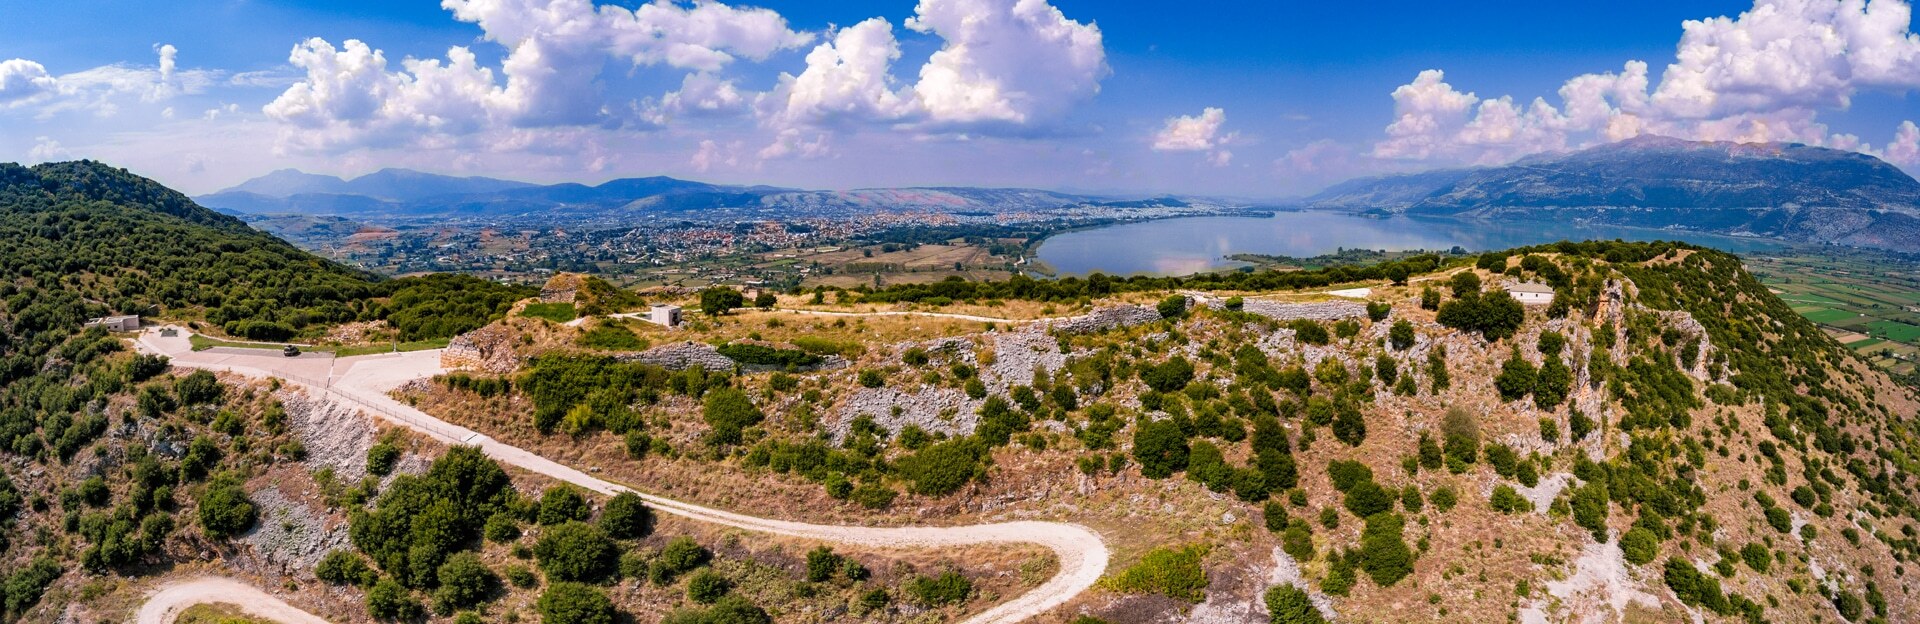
[1864,320,1920,343]
[1752,248,1920,380]
[1799,308,1861,324]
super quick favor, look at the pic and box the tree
[1449,271,1481,297]
[316,549,378,587]
[198,477,257,539]
[435,552,500,611]
[366,578,424,621]
[651,537,711,584]
[896,438,987,495]
[174,369,223,405]
[1620,528,1658,565]
[806,546,843,582]
[1389,320,1415,351]
[1132,419,1190,479]
[698,288,744,316]
[537,583,617,624]
[1342,481,1394,517]
[1331,401,1366,446]
[538,486,591,526]
[1366,301,1392,322]
[702,388,763,446]
[600,492,653,539]
[1534,359,1572,409]
[534,521,618,583]
[1420,286,1440,310]
[1494,351,1537,401]
[1140,356,1194,392]
[687,568,731,603]
[753,291,777,309]
[1157,295,1188,319]
[1265,585,1326,624]
[1357,513,1414,586]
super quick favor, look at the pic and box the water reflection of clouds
[1037,213,1785,276]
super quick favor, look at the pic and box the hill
[1305,136,1920,250]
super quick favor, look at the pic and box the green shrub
[484,512,521,544]
[520,302,578,323]
[537,486,591,526]
[1133,419,1190,479]
[1141,357,1195,392]
[197,476,256,539]
[907,570,974,606]
[1620,527,1658,565]
[806,546,842,583]
[578,324,647,351]
[316,549,378,587]
[1357,513,1414,587]
[435,552,499,611]
[1265,584,1327,624]
[1343,481,1394,517]
[1103,545,1209,603]
[1430,486,1459,512]
[1739,543,1771,573]
[1157,295,1188,319]
[366,578,424,621]
[533,521,617,583]
[896,438,988,496]
[537,582,617,624]
[597,493,653,540]
[686,568,731,604]
[1281,520,1315,561]
[702,388,764,446]
[650,537,710,584]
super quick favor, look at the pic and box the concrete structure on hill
[85,315,141,331]
[1506,281,1555,305]
[648,304,683,328]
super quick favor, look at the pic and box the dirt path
[135,577,330,624]
[134,327,1109,624]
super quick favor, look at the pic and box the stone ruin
[440,324,522,374]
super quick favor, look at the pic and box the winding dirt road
[135,577,330,624]
[133,328,1108,624]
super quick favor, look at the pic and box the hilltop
[3,162,1918,624]
[1305,136,1920,251]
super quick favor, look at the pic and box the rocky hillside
[1305,136,1920,251]
[414,240,1920,624]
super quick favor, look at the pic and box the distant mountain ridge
[198,169,1140,219]
[225,168,535,202]
[1303,136,1920,251]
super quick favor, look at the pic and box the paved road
[133,327,1109,624]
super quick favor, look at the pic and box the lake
[1033,211,1789,276]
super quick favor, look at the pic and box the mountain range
[197,170,1119,220]
[1304,135,1920,250]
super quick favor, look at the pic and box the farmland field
[1800,308,1861,324]
[1751,247,1920,383]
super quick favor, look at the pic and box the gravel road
[134,327,1109,624]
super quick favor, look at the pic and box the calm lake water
[1033,211,1788,276]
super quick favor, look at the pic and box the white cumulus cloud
[1368,0,1920,171]
[1152,107,1236,165]
[904,0,1109,127]
[0,60,57,106]
[758,18,911,129]
[266,0,810,151]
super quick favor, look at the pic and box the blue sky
[3,0,1919,197]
